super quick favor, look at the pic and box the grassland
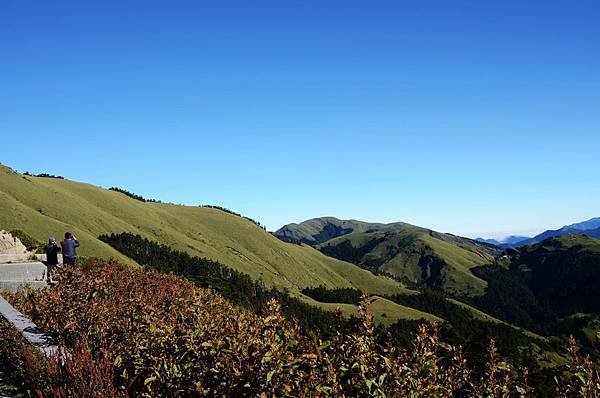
[318,228,494,296]
[0,165,415,312]
[298,294,442,327]
[275,217,417,244]
[419,233,492,294]
[277,216,497,296]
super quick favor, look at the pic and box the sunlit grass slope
[301,295,442,327]
[319,229,493,296]
[277,217,497,296]
[0,164,409,297]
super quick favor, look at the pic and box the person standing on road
[61,232,80,267]
[44,237,60,283]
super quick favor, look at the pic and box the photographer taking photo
[61,232,80,267]
[44,237,60,283]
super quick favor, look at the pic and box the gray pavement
[0,254,61,264]
[0,262,47,292]
[0,262,46,281]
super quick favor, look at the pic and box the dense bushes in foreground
[2,260,600,397]
[0,319,122,397]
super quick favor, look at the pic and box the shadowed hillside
[469,235,600,347]
[511,234,600,315]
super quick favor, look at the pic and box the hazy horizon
[2,1,599,237]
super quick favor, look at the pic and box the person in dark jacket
[44,237,60,283]
[61,232,80,267]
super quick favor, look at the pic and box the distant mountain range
[475,235,530,246]
[476,217,600,248]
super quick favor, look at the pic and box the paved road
[0,262,47,292]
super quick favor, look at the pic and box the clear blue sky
[2,1,599,238]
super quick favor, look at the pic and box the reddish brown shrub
[0,320,122,397]
[2,258,598,397]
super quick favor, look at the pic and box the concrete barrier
[0,296,58,357]
[0,254,62,264]
[0,261,58,358]
[0,254,35,263]
[0,262,47,292]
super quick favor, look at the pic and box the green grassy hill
[276,217,498,296]
[275,217,415,245]
[0,164,413,302]
[299,295,442,326]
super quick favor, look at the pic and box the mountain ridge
[504,217,600,247]
[275,217,499,296]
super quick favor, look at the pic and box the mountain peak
[567,217,600,231]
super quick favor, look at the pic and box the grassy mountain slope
[300,295,442,326]
[275,217,418,244]
[0,164,409,298]
[277,217,498,296]
[369,296,443,325]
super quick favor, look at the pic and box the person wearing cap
[44,237,60,283]
[61,232,80,267]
